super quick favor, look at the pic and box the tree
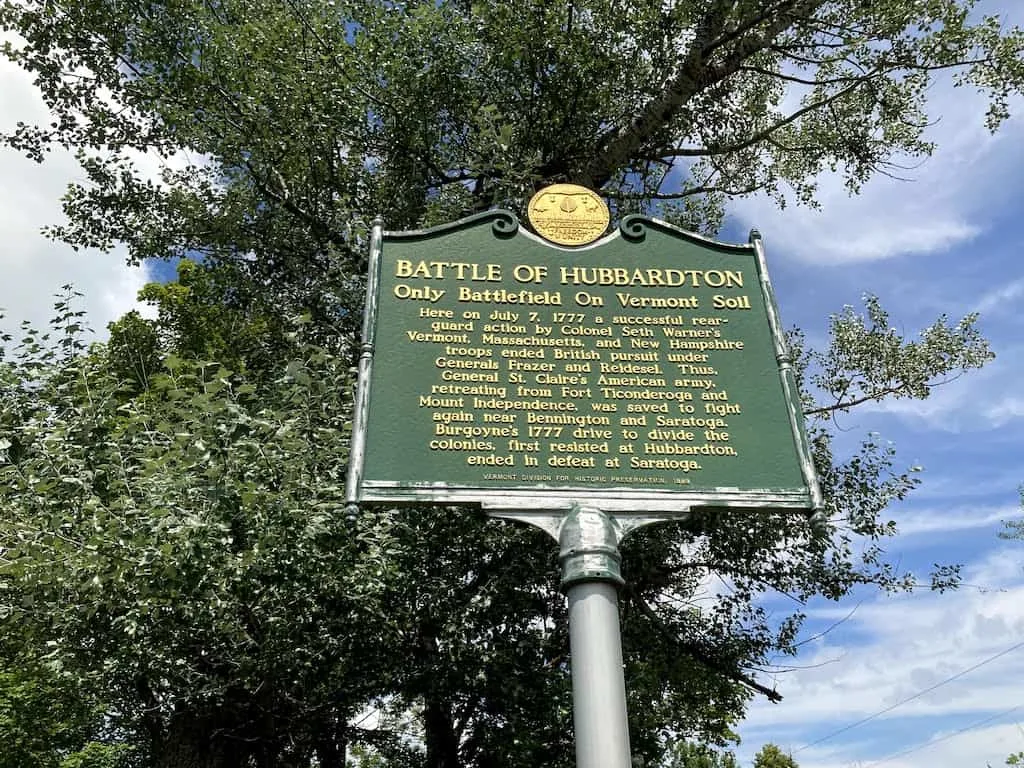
[989,753,1024,768]
[1000,486,1024,539]
[1,300,403,767]
[0,655,133,768]
[661,741,741,768]
[1,2,1018,767]
[3,0,1023,262]
[658,742,798,768]
[752,744,799,768]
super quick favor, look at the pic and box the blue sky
[2,7,1023,768]
[721,8,1024,763]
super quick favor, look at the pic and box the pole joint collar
[558,505,624,591]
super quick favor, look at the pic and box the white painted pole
[566,580,632,768]
[559,506,632,768]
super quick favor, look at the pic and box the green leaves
[0,659,134,768]
[657,741,799,768]
[0,1,1015,764]
[5,0,1022,267]
[661,741,741,768]
[0,303,397,764]
[751,744,799,768]
[1000,485,1024,540]
[806,294,993,415]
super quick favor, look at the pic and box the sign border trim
[345,211,823,516]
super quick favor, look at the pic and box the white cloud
[852,340,1024,433]
[738,546,1024,768]
[893,503,1022,538]
[794,721,1024,768]
[731,76,1024,264]
[976,277,1024,317]
[909,465,1024,504]
[982,397,1024,429]
[0,46,152,338]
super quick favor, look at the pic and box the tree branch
[583,0,827,187]
[580,0,736,186]
[629,593,783,703]
[804,385,911,416]
[606,180,763,200]
[243,160,348,250]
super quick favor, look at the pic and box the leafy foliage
[0,1,1017,766]
[751,744,799,768]
[999,486,1024,540]
[3,0,1023,256]
[0,288,992,768]
[0,657,126,768]
[802,295,992,416]
[1,300,400,766]
[657,742,797,768]
[661,741,741,768]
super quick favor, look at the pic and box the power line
[861,703,1024,768]
[793,638,1024,754]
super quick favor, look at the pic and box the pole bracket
[558,505,625,591]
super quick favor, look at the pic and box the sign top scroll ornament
[527,183,610,247]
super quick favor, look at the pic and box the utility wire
[861,703,1023,768]
[793,638,1024,754]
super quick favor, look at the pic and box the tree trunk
[315,724,346,768]
[152,709,249,768]
[424,694,460,768]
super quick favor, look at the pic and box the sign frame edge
[345,212,823,517]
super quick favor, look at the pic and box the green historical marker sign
[346,210,821,515]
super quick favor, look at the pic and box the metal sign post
[560,505,632,768]
[568,576,631,768]
[481,503,688,768]
[345,199,822,768]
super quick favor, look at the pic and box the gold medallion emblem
[527,184,610,246]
